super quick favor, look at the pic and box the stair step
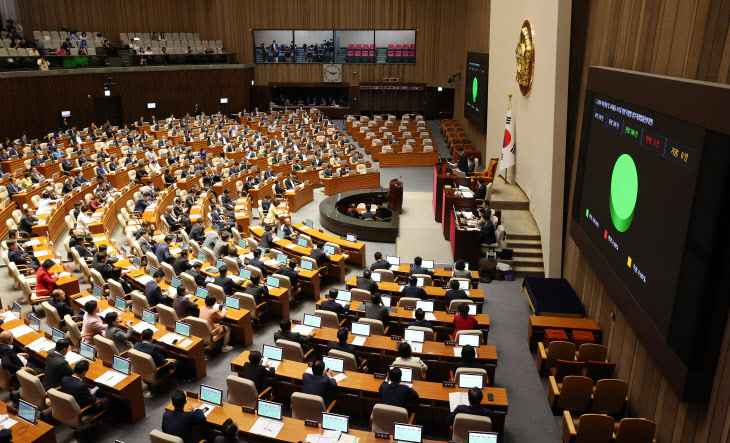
[511,256,544,267]
[507,232,542,241]
[508,238,543,247]
[512,247,543,258]
[492,201,530,211]
[514,266,545,278]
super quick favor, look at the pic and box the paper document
[27,338,55,353]
[169,248,181,255]
[333,373,347,382]
[249,417,284,438]
[158,333,184,345]
[132,322,158,333]
[299,226,308,230]
[58,272,71,278]
[409,342,423,353]
[34,250,49,258]
[196,405,216,417]
[65,351,83,365]
[496,262,511,271]
[453,347,463,357]
[0,311,18,322]
[338,434,359,443]
[8,324,34,338]
[230,275,243,283]
[335,300,348,307]
[177,339,194,348]
[24,239,40,247]
[0,417,17,429]
[95,370,127,387]
[291,324,314,335]
[350,336,366,347]
[285,244,298,249]
[449,391,469,412]
[98,308,117,318]
[136,275,154,285]
[264,260,279,267]
[412,312,436,321]
[76,295,97,306]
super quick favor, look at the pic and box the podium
[388,179,403,212]
[433,162,471,222]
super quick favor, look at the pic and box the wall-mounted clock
[323,64,343,83]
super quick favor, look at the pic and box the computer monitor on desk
[371,272,382,283]
[468,432,498,443]
[257,399,283,420]
[386,256,400,270]
[175,321,191,338]
[200,385,223,407]
[112,356,130,375]
[322,412,349,433]
[393,423,423,443]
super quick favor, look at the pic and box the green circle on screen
[472,77,478,103]
[609,154,638,232]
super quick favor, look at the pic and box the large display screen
[464,52,488,131]
[575,93,704,337]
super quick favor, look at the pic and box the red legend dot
[604,230,608,239]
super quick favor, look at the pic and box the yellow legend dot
[627,257,632,267]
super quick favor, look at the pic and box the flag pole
[503,94,512,184]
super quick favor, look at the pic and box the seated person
[454,344,482,371]
[43,339,74,390]
[408,308,433,329]
[393,341,428,378]
[162,390,206,443]
[0,331,44,385]
[172,286,198,320]
[365,292,390,324]
[370,252,390,271]
[356,269,379,294]
[409,256,434,277]
[445,279,469,307]
[7,240,39,271]
[184,262,208,287]
[379,367,419,409]
[447,387,493,426]
[242,350,275,395]
[247,249,268,278]
[453,303,478,335]
[480,216,497,245]
[134,328,181,379]
[61,359,111,415]
[216,418,244,443]
[302,359,337,406]
[104,311,134,353]
[199,295,233,353]
[145,270,167,307]
[309,241,331,268]
[452,259,472,279]
[274,318,314,352]
[273,259,299,288]
[401,275,428,300]
[320,288,348,315]
[328,327,363,368]
[213,265,244,296]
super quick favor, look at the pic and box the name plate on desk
[447,310,456,315]
[374,373,386,379]
[445,341,456,346]
[304,420,319,428]
[390,335,402,341]
[185,391,198,399]
[291,319,301,325]
[442,382,455,388]
[403,306,414,311]
[242,406,255,414]
[375,433,390,439]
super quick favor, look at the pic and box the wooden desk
[231,351,508,432]
[316,299,490,343]
[432,163,471,223]
[527,316,602,351]
[379,151,441,168]
[1,157,27,175]
[25,237,80,296]
[0,318,147,424]
[249,226,346,285]
[248,180,275,205]
[442,190,474,241]
[36,161,60,179]
[283,183,315,212]
[69,293,208,379]
[344,278,485,312]
[451,211,483,272]
[391,264,479,286]
[0,201,15,240]
[293,222,366,268]
[322,171,381,196]
[0,401,56,443]
[89,185,140,238]
[295,167,325,185]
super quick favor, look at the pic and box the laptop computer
[458,373,485,390]
[266,276,280,290]
[390,366,414,384]
[257,399,283,421]
[240,269,252,280]
[351,322,371,337]
[458,280,471,290]
[301,260,313,271]
[415,300,434,313]
[346,233,357,242]
[17,400,37,425]
[457,333,481,348]
[195,287,209,299]
[51,327,64,343]
[262,344,283,369]
[323,245,335,255]
[114,297,126,311]
[171,276,182,288]
[225,296,240,310]
[322,356,345,374]
[421,260,434,269]
[303,314,321,329]
[112,356,131,376]
[28,315,40,333]
[371,272,382,282]
[142,309,156,325]
[199,384,223,407]
[386,256,400,271]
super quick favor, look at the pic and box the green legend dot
[609,154,638,232]
[586,209,589,217]
[472,77,478,103]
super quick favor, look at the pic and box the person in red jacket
[36,259,60,298]
[453,303,478,336]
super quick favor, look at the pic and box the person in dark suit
[356,270,379,294]
[273,259,299,287]
[18,207,39,238]
[445,279,469,307]
[259,225,274,249]
[155,235,175,265]
[61,359,111,415]
[248,249,268,278]
[379,367,419,409]
[480,218,497,245]
[173,249,192,275]
[6,181,22,199]
[274,318,314,352]
[309,241,330,268]
[162,390,206,443]
[322,165,333,178]
[474,178,487,200]
[370,252,390,271]
[214,266,244,296]
[185,262,208,288]
[94,252,115,281]
[409,256,434,277]
[244,275,269,305]
[467,157,476,174]
[61,178,75,194]
[189,218,205,244]
[0,331,43,386]
[134,193,151,213]
[43,339,74,390]
[329,327,364,367]
[302,359,337,406]
[49,289,83,321]
[145,270,167,307]
[456,147,469,174]
[7,240,39,270]
[320,288,349,315]
[134,328,180,379]
[408,308,433,329]
[447,388,493,426]
[241,350,275,395]
[453,345,482,372]
[365,292,390,324]
[361,208,376,220]
[401,276,428,300]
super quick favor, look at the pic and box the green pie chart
[472,77,478,103]
[609,154,638,232]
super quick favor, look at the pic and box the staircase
[508,232,545,278]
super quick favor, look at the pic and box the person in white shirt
[75,205,92,234]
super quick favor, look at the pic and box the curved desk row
[322,171,381,196]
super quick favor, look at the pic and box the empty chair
[453,329,484,345]
[398,297,419,309]
[358,318,387,335]
[131,291,152,317]
[313,310,344,329]
[537,340,576,372]
[19,278,50,313]
[94,334,120,364]
[561,412,615,443]
[370,404,413,433]
[613,418,656,443]
[238,293,268,325]
[64,315,81,347]
[585,361,616,383]
[590,379,628,416]
[156,304,178,330]
[453,367,487,386]
[374,269,395,282]
[226,374,272,408]
[351,288,371,303]
[576,343,608,363]
[17,369,51,414]
[149,429,184,443]
[406,326,434,341]
[47,388,107,439]
[555,375,593,413]
[41,301,64,331]
[275,339,313,362]
[451,414,492,442]
[291,392,334,422]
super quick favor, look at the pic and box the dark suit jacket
[309,249,330,268]
[184,269,207,287]
[329,341,361,365]
[248,258,268,278]
[60,375,98,409]
[94,262,114,281]
[0,344,24,374]
[370,260,391,271]
[245,283,269,304]
[18,214,37,235]
[401,285,428,300]
[189,224,205,242]
[162,409,206,443]
[214,275,243,296]
[408,320,433,329]
[453,360,483,372]
[379,381,419,408]
[474,184,487,200]
[242,362,275,393]
[448,404,493,426]
[480,220,496,245]
[155,242,175,265]
[302,372,336,404]
[356,277,378,294]
[445,289,469,307]
[274,330,310,351]
[321,299,348,315]
[145,281,166,307]
[260,231,274,249]
[173,257,192,275]
[409,265,433,277]
[274,265,299,287]
[134,341,167,367]
[457,152,469,173]
[43,351,74,390]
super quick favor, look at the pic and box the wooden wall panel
[0,67,252,138]
[565,1,730,441]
